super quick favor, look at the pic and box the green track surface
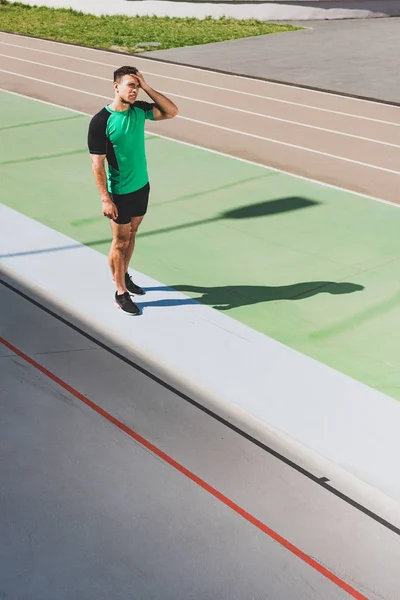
[2,91,400,399]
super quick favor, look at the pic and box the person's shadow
[140,281,364,311]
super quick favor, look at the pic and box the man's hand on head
[135,71,150,92]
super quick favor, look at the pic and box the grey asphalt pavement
[143,18,400,104]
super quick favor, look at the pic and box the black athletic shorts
[110,182,150,224]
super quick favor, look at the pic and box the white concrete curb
[8,0,400,20]
[2,204,400,511]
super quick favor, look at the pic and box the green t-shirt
[88,101,155,195]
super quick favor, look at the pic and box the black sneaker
[115,292,140,315]
[125,273,145,296]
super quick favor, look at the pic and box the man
[87,65,178,315]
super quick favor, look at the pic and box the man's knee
[113,236,130,252]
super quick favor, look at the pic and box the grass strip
[0,1,300,53]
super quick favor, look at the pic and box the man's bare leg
[125,216,144,272]
[109,221,131,294]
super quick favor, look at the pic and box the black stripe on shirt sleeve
[87,108,110,155]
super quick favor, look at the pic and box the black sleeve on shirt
[134,101,156,112]
[87,108,110,155]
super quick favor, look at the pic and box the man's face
[114,74,140,105]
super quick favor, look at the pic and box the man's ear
[113,82,119,93]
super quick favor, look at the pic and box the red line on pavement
[1,335,368,600]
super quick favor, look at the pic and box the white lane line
[1,31,398,109]
[0,69,110,100]
[1,40,400,127]
[176,115,400,175]
[2,86,399,209]
[2,54,399,149]
[1,69,399,176]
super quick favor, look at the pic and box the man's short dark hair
[113,66,138,83]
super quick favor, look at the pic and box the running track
[0,31,399,204]
[1,31,400,600]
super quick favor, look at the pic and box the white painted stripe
[1,32,397,109]
[0,88,88,115]
[1,69,398,175]
[3,54,399,149]
[2,87,399,209]
[0,68,110,100]
[0,53,111,81]
[1,40,400,127]
[144,132,400,209]
[2,205,400,504]
[177,115,400,175]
